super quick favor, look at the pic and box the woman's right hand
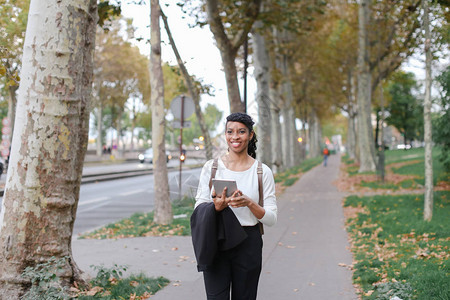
[213,187,234,211]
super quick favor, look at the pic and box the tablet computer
[212,179,238,197]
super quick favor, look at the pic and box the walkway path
[72,154,357,299]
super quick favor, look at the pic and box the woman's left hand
[229,190,253,208]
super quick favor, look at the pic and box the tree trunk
[280,53,295,168]
[160,9,213,160]
[270,86,282,173]
[205,0,261,113]
[309,108,322,158]
[347,111,357,160]
[130,99,137,151]
[253,20,272,167]
[150,0,172,225]
[423,0,433,221]
[0,0,97,297]
[357,0,377,172]
[269,27,283,172]
[96,105,103,157]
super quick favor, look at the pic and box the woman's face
[225,121,253,154]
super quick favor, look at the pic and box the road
[0,165,203,237]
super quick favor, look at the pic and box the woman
[193,112,277,299]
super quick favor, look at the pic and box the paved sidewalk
[72,154,357,299]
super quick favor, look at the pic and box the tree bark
[280,54,295,168]
[150,0,172,224]
[0,0,97,297]
[423,0,433,221]
[357,0,377,172]
[308,108,322,158]
[96,105,103,157]
[160,8,213,160]
[205,0,261,113]
[269,85,282,173]
[253,20,272,168]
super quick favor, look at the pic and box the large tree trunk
[205,0,261,113]
[308,108,322,158]
[253,20,272,167]
[150,0,172,225]
[270,86,282,173]
[280,52,295,168]
[0,1,97,297]
[160,9,213,160]
[357,0,377,172]
[423,0,433,221]
[347,111,357,160]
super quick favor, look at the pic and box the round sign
[2,117,10,126]
[1,139,10,148]
[170,95,195,120]
[2,127,11,135]
[1,148,9,157]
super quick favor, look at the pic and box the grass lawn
[341,147,449,191]
[341,147,450,299]
[344,192,449,300]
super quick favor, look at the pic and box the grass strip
[344,191,449,300]
[79,197,195,239]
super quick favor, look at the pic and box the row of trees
[185,0,448,176]
[0,0,448,297]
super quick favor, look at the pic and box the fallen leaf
[130,281,140,287]
[141,291,152,299]
[86,286,103,296]
[172,247,179,251]
[293,288,299,292]
[309,282,315,286]
[286,245,296,249]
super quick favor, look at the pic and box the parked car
[138,148,172,163]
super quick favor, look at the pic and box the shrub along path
[73,154,357,299]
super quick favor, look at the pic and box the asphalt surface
[72,154,358,299]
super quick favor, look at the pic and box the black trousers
[203,225,263,300]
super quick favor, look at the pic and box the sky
[120,0,258,123]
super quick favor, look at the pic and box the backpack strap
[257,161,264,235]
[208,158,219,191]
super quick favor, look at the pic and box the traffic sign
[1,148,9,157]
[2,127,11,135]
[170,95,195,120]
[1,139,10,148]
[2,117,10,127]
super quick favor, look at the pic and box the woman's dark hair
[226,112,258,158]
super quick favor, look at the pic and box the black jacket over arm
[191,202,248,271]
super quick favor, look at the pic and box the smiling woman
[191,112,277,300]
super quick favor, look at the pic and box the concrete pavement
[72,154,357,299]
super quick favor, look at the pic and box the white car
[138,148,171,164]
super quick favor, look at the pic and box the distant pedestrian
[191,112,277,300]
[323,146,330,167]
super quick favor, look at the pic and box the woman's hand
[229,190,253,208]
[212,187,230,211]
